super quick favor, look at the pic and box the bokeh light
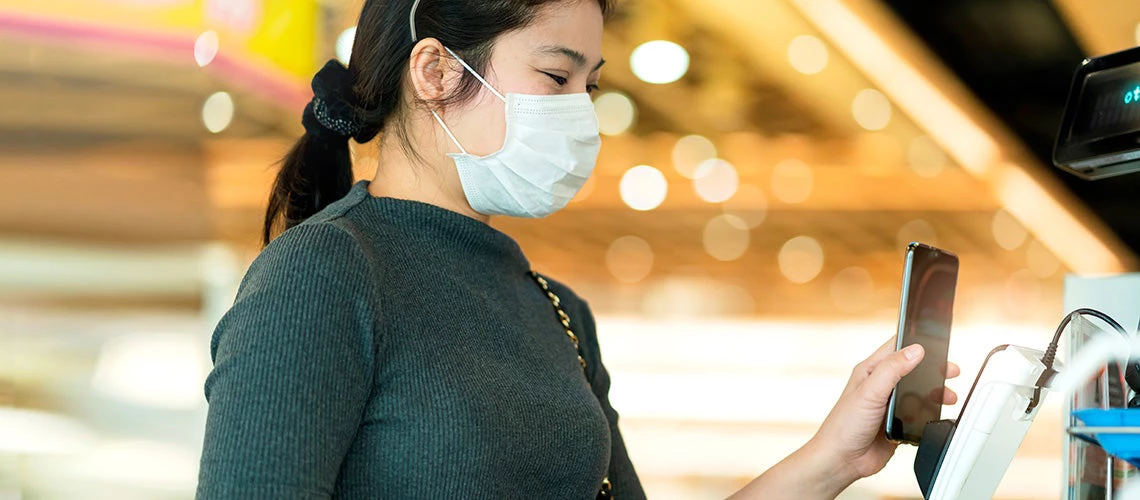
[787,35,828,75]
[620,164,668,211]
[779,236,824,284]
[336,27,357,65]
[630,40,690,84]
[194,31,219,67]
[703,214,750,261]
[722,183,768,228]
[992,209,1028,250]
[907,135,948,178]
[830,266,875,313]
[770,159,814,204]
[672,135,717,179]
[693,159,739,203]
[594,91,637,136]
[852,88,891,131]
[202,91,235,134]
[896,219,938,252]
[606,236,654,284]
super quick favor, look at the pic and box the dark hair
[263,0,613,245]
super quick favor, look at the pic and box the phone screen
[885,243,958,445]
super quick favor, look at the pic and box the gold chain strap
[527,271,613,500]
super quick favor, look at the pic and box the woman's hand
[808,337,960,483]
[730,337,959,500]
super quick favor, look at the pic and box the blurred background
[1,0,1139,498]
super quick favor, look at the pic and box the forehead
[501,1,604,62]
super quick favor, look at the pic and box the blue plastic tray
[1072,409,1140,465]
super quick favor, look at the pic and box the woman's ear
[408,38,459,106]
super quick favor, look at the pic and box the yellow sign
[0,0,319,80]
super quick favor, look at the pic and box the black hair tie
[302,60,380,143]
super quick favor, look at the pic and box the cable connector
[1026,308,1129,414]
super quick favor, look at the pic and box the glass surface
[892,244,958,443]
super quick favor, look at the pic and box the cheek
[456,93,508,156]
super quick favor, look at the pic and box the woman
[196,0,960,498]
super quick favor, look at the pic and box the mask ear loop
[429,46,510,154]
[442,47,507,102]
[430,110,468,155]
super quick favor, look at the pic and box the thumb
[862,344,925,403]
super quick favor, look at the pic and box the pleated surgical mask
[430,47,601,218]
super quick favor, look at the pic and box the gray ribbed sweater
[196,180,645,499]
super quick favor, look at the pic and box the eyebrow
[535,45,606,72]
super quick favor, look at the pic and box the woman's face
[441,0,605,157]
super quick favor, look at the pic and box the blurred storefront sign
[0,0,317,102]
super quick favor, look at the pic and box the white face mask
[430,47,602,218]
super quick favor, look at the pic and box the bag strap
[527,271,613,499]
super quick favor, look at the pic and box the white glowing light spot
[787,35,828,75]
[852,88,891,131]
[202,91,235,134]
[620,165,668,211]
[594,91,637,136]
[336,27,357,66]
[630,40,690,84]
[194,31,219,67]
[693,159,739,203]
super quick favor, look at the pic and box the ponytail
[263,61,381,246]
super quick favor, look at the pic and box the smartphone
[885,242,959,445]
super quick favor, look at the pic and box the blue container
[1073,409,1140,462]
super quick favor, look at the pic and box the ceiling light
[202,91,235,134]
[672,135,717,179]
[703,214,751,261]
[606,236,654,283]
[620,165,668,211]
[779,236,824,284]
[693,159,739,203]
[630,40,690,84]
[594,91,637,136]
[787,35,828,75]
[852,88,891,131]
[194,31,219,67]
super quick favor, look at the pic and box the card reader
[914,345,1055,499]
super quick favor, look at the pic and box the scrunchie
[302,60,381,143]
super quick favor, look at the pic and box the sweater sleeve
[575,299,648,500]
[196,223,377,499]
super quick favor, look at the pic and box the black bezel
[1053,45,1140,180]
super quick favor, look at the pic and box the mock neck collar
[348,180,531,273]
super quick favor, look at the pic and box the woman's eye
[586,84,600,94]
[543,72,568,86]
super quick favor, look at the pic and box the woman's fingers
[861,344,925,403]
[946,362,961,379]
[853,337,900,379]
[943,388,958,405]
